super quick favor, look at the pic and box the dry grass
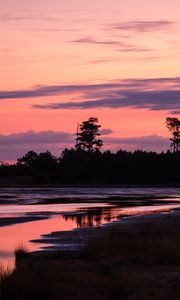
[83,222,180,265]
[14,244,29,260]
[0,263,12,280]
[1,217,180,300]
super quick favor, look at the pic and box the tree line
[1,117,180,185]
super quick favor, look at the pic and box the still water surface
[1,187,180,270]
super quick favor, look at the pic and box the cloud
[35,89,180,111]
[104,135,169,149]
[1,77,180,113]
[71,36,150,52]
[32,77,180,112]
[0,86,67,100]
[1,77,180,99]
[0,129,112,152]
[101,129,113,135]
[0,131,74,161]
[0,131,169,161]
[104,134,168,146]
[71,37,120,45]
[0,83,117,100]
[109,20,174,32]
[88,58,119,64]
[0,131,73,146]
[169,110,180,115]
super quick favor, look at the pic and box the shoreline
[2,208,180,300]
[30,208,180,254]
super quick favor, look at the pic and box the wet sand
[1,187,180,270]
[30,208,180,253]
[3,208,180,300]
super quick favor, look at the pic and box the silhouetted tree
[2,148,180,184]
[166,117,180,152]
[3,117,180,185]
[35,151,58,171]
[17,151,38,167]
[75,117,103,152]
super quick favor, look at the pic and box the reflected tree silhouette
[63,208,115,228]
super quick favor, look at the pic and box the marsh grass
[83,222,180,265]
[0,262,12,300]
[0,263,12,280]
[1,218,180,300]
[14,244,29,260]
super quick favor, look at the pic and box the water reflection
[63,207,117,228]
[0,206,122,271]
[1,187,180,272]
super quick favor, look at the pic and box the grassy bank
[1,214,180,300]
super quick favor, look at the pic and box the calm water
[1,187,180,270]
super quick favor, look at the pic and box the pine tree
[75,117,103,152]
[166,117,180,152]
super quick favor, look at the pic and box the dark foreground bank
[1,211,180,300]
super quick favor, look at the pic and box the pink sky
[1,0,180,160]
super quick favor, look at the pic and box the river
[1,187,180,271]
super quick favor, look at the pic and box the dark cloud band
[1,77,180,113]
[0,131,169,161]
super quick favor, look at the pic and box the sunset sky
[1,0,180,161]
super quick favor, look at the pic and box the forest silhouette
[1,117,180,185]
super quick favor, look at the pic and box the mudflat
[1,209,180,300]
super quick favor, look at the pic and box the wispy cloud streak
[37,90,180,111]
[31,77,180,113]
[1,77,180,113]
[109,20,174,32]
[71,37,151,51]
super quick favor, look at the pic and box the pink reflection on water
[1,202,180,272]
[0,204,118,271]
[0,216,75,251]
[0,215,76,271]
